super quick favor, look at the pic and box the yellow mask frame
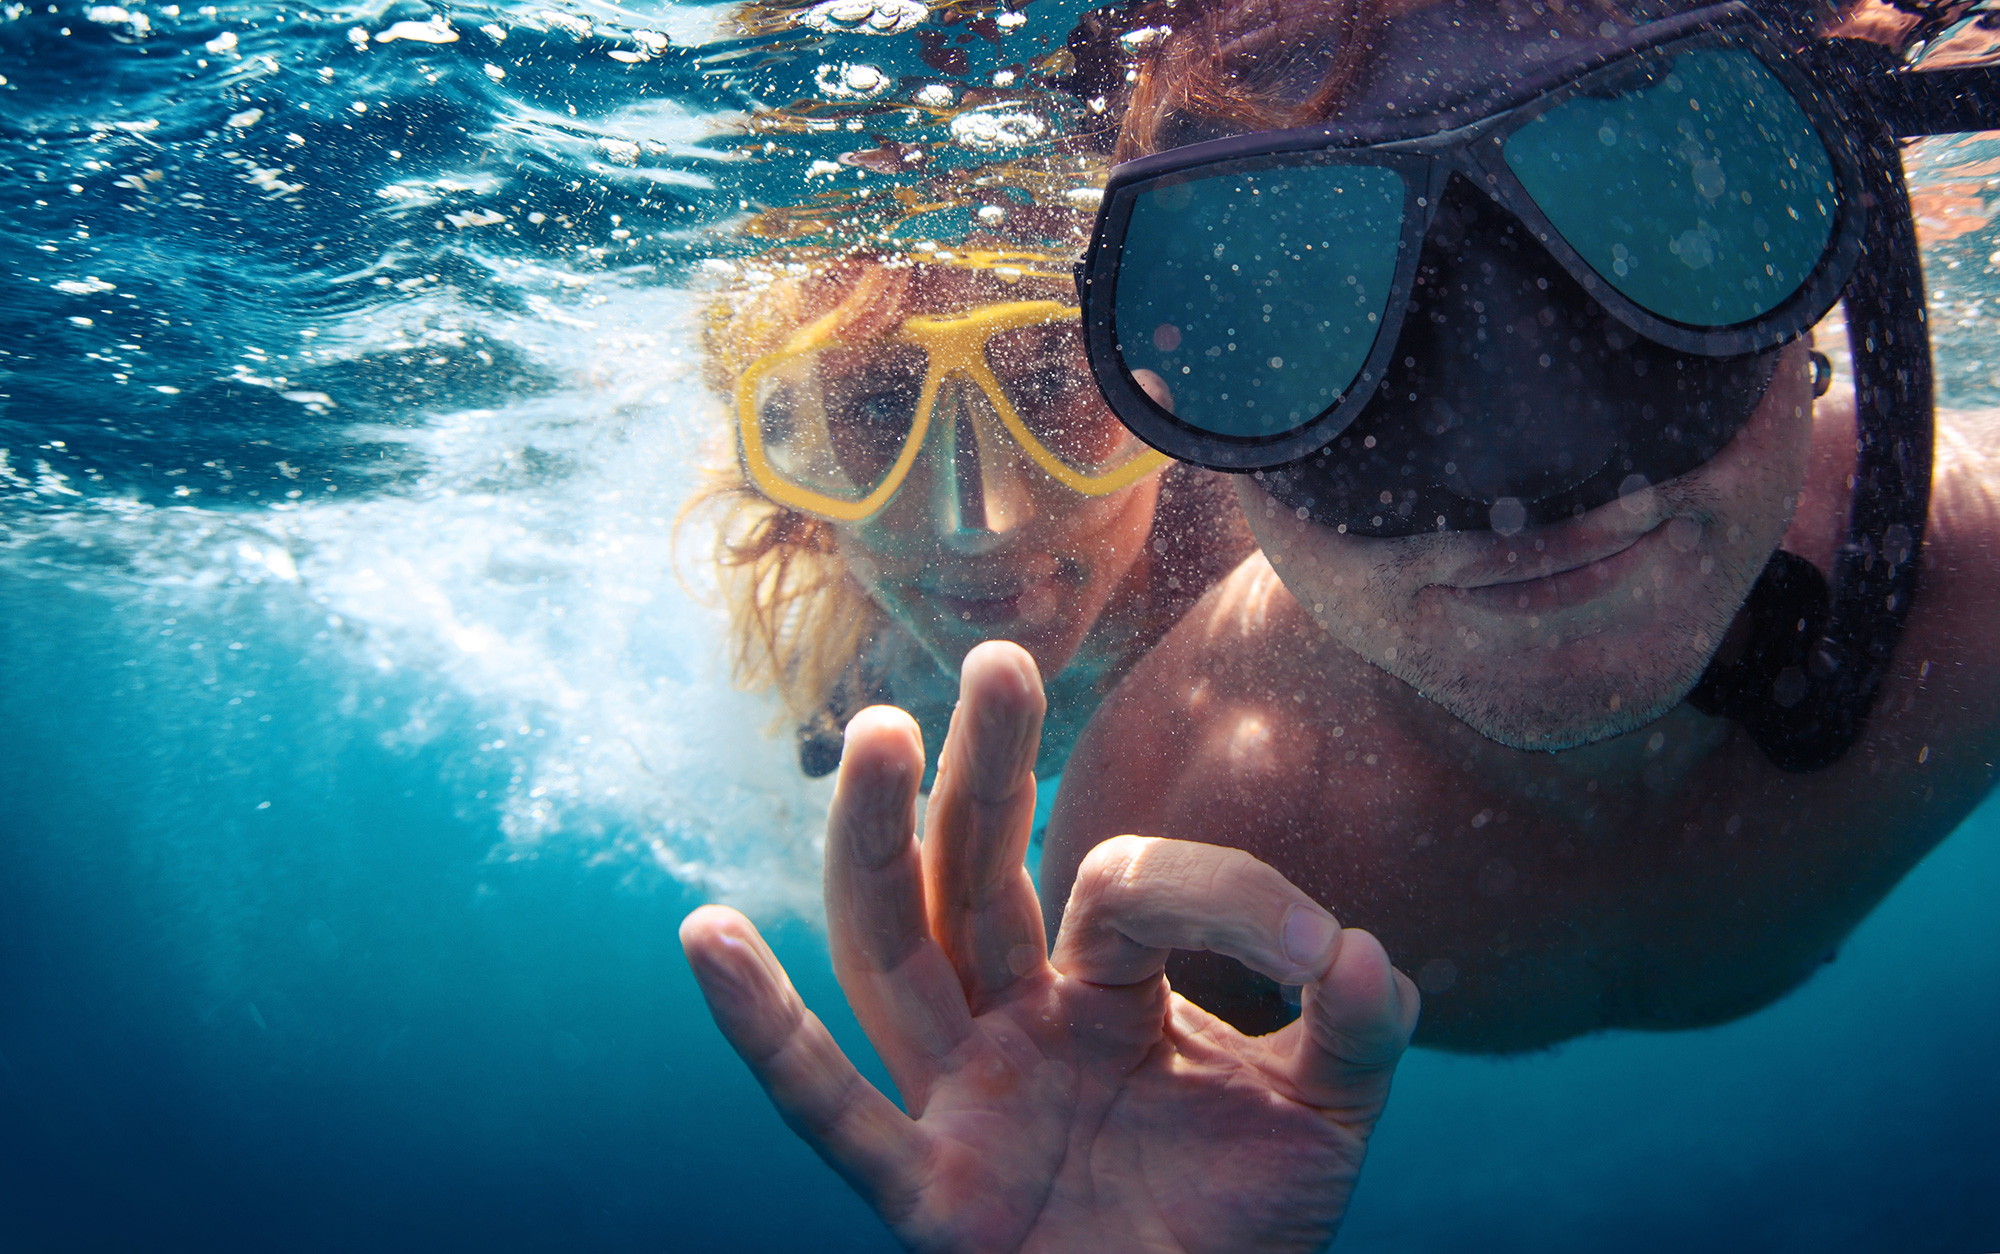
[736,300,1169,523]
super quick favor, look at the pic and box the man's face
[1243,341,1817,749]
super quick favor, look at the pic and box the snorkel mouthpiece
[1261,174,1781,536]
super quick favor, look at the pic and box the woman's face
[839,437,1161,687]
[775,266,1166,682]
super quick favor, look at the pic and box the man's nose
[928,373,1033,551]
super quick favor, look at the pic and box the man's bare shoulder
[1115,551,1355,707]
[1043,553,1367,901]
[1058,554,1306,792]
[1896,407,2000,689]
[1929,405,2000,550]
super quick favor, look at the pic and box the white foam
[5,278,833,922]
[289,281,833,918]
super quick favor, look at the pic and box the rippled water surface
[3,3,1998,1250]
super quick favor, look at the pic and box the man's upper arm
[1915,407,2000,673]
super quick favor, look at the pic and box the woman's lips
[929,589,1026,626]
[923,569,1061,627]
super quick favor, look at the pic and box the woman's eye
[761,392,799,439]
[992,330,1084,409]
[1012,360,1076,411]
[1022,339,1070,373]
[1016,377,1064,411]
[835,379,919,428]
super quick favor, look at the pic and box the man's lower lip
[1450,527,1662,613]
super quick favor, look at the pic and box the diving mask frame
[736,299,1169,524]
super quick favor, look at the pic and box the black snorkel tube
[1687,35,2000,770]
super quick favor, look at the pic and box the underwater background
[1,0,1997,1248]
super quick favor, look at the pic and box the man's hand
[680,641,1419,1253]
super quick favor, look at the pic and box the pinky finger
[680,905,929,1214]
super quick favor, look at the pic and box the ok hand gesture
[681,641,1419,1252]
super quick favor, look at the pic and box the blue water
[2,1,1997,1249]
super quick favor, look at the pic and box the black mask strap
[1689,40,1948,771]
[1871,62,2000,135]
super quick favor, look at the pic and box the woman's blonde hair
[680,255,922,732]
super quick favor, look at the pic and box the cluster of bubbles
[0,0,1128,914]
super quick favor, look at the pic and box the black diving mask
[1075,5,1865,535]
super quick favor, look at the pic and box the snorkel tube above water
[1067,0,2000,769]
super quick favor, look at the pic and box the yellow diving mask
[736,300,1170,523]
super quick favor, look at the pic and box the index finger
[1051,835,1344,989]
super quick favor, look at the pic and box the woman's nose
[927,374,1035,551]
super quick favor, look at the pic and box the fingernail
[692,933,755,999]
[1282,905,1340,973]
[975,663,1035,732]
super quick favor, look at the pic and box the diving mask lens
[751,342,928,512]
[981,319,1154,476]
[1502,46,1840,329]
[1081,21,1861,475]
[1110,163,1409,442]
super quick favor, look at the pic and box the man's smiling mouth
[1414,489,1683,616]
[1445,521,1666,612]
